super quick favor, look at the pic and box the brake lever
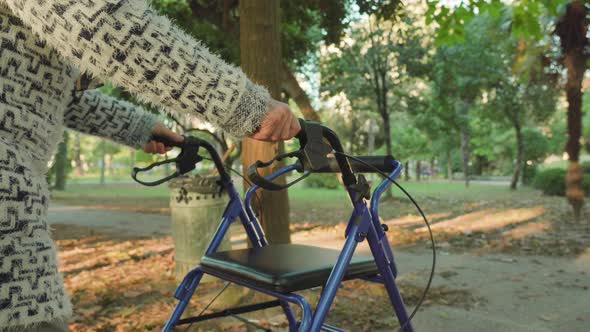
[246,120,332,191]
[132,158,182,186]
[131,135,203,186]
[246,151,310,190]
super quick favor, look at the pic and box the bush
[533,168,566,196]
[303,174,341,189]
[533,168,590,196]
[582,161,590,174]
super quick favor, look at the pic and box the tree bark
[415,160,421,181]
[73,133,84,176]
[53,131,69,191]
[564,49,585,220]
[446,149,453,180]
[100,139,106,186]
[404,161,410,181]
[556,0,587,221]
[510,124,524,190]
[382,112,393,196]
[240,0,290,244]
[460,126,470,187]
[130,150,135,170]
[457,100,470,187]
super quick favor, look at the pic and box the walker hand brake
[131,135,203,186]
[246,120,333,190]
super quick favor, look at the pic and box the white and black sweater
[0,0,270,329]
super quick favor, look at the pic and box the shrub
[303,174,341,189]
[533,168,566,196]
[533,168,590,196]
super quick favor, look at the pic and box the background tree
[555,0,588,220]
[321,11,429,166]
[430,24,496,187]
[426,0,585,218]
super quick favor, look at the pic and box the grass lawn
[52,178,541,222]
[53,178,536,202]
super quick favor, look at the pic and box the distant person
[0,1,300,331]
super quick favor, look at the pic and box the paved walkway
[48,204,171,237]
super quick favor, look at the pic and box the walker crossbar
[137,122,415,332]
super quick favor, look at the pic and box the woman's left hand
[143,122,184,154]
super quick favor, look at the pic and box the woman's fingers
[250,99,300,142]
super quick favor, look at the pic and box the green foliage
[303,174,341,190]
[320,10,430,156]
[523,128,550,163]
[533,168,566,195]
[150,0,403,70]
[533,168,590,196]
[426,0,568,44]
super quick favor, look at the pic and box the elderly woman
[0,1,300,331]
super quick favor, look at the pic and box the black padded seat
[200,244,378,293]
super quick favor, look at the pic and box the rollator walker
[132,120,416,332]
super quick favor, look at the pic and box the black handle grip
[294,118,307,144]
[296,155,396,173]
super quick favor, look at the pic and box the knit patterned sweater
[0,0,270,329]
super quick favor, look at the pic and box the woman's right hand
[249,99,301,142]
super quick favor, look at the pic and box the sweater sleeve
[65,89,158,148]
[3,0,270,138]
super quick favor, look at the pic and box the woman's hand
[143,122,184,154]
[250,99,301,141]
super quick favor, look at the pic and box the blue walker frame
[161,159,414,332]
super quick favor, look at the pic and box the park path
[47,204,590,331]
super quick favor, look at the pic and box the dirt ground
[48,192,590,331]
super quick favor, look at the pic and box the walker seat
[201,244,378,293]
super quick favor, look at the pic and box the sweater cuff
[128,112,159,149]
[223,81,271,138]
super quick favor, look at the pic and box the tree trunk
[404,161,410,181]
[446,149,452,180]
[510,124,524,190]
[415,160,421,181]
[555,0,587,221]
[460,126,470,187]
[107,154,114,176]
[100,139,106,186]
[564,49,585,220]
[73,133,84,176]
[280,64,321,122]
[382,113,393,196]
[130,150,135,170]
[430,157,435,179]
[53,131,69,191]
[240,0,290,244]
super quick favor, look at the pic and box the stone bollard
[169,175,230,282]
